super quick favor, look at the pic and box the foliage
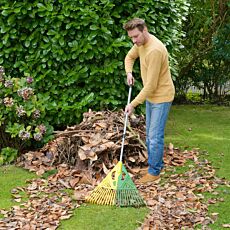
[0,0,189,128]
[0,66,54,154]
[0,147,18,165]
[176,0,230,101]
[185,91,202,103]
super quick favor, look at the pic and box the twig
[117,116,147,150]
[58,179,71,188]
[54,130,96,137]
[127,125,147,150]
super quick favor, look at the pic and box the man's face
[127,27,147,46]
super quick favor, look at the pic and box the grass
[59,204,148,230]
[0,105,230,229]
[165,105,230,229]
[0,167,148,230]
[165,105,230,180]
[0,165,37,217]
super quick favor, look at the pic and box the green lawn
[165,105,230,229]
[0,165,37,213]
[166,105,230,180]
[0,167,148,230]
[0,105,230,229]
[59,204,148,230]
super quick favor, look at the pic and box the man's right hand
[127,72,135,86]
[125,103,134,116]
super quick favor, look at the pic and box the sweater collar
[143,34,155,48]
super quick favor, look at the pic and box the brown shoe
[139,168,165,175]
[138,173,160,183]
[139,167,148,175]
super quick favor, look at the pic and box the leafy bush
[0,66,54,153]
[0,147,18,165]
[0,0,189,128]
[186,92,202,103]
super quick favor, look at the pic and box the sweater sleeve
[124,45,139,73]
[131,49,162,107]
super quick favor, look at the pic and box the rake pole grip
[119,86,132,162]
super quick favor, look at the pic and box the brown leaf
[36,167,45,176]
[79,174,93,185]
[168,143,174,153]
[139,152,147,162]
[73,190,88,201]
[60,214,72,220]
[210,213,219,221]
[146,199,158,206]
[27,182,38,190]
[128,156,136,162]
[69,178,80,188]
[176,192,186,201]
[102,163,110,174]
[58,179,71,188]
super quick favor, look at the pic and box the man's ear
[143,27,148,33]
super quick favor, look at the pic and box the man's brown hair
[123,18,146,32]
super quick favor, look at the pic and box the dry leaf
[69,178,80,188]
[102,163,110,174]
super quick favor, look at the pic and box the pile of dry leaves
[0,110,229,230]
[16,110,188,177]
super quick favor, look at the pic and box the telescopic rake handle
[119,86,132,162]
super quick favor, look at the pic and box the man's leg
[145,100,151,161]
[147,102,171,176]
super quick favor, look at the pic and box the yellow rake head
[86,162,145,207]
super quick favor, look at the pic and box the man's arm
[131,49,162,108]
[124,45,139,85]
[124,45,139,115]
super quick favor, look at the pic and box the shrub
[0,66,54,155]
[0,147,18,165]
[186,91,202,104]
[0,0,189,128]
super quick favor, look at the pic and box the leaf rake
[86,86,146,207]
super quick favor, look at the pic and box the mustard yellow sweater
[125,34,175,107]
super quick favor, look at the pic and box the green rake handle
[119,86,132,162]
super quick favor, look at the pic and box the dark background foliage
[176,0,230,103]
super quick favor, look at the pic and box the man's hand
[127,72,135,86]
[125,103,134,116]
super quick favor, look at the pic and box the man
[123,18,175,183]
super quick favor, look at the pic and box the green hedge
[0,0,189,128]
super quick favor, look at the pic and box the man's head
[123,18,149,46]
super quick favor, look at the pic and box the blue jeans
[146,101,172,176]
